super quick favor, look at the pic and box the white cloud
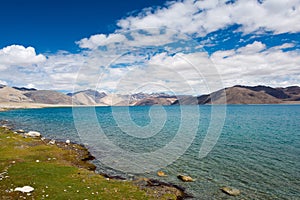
[1,1,300,94]
[0,80,7,85]
[117,0,300,36]
[270,43,296,50]
[76,33,127,49]
[237,41,266,54]
[211,41,300,88]
[0,45,46,70]
[76,0,300,53]
[26,83,35,89]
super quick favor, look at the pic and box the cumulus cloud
[117,0,300,35]
[0,80,7,85]
[0,45,46,70]
[76,0,300,53]
[76,33,127,49]
[1,0,299,93]
[211,41,300,87]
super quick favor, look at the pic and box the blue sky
[0,0,299,94]
[0,0,166,53]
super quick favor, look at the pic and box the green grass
[0,128,178,200]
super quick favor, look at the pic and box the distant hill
[24,90,76,105]
[68,90,177,106]
[1,85,299,106]
[67,89,107,105]
[172,85,300,105]
[0,86,77,105]
[0,86,33,103]
[133,97,177,106]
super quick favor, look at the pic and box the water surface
[0,105,299,199]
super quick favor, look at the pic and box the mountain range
[0,84,299,106]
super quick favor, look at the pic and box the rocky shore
[0,120,189,199]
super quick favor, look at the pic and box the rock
[157,171,167,177]
[49,139,56,145]
[16,129,25,133]
[25,131,41,137]
[221,186,241,196]
[14,186,34,193]
[177,175,194,182]
[66,139,71,144]
[1,125,12,130]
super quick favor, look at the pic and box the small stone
[16,129,25,133]
[221,186,241,196]
[25,131,41,138]
[157,171,167,177]
[14,186,34,193]
[48,140,55,145]
[177,175,194,182]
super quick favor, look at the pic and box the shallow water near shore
[0,105,299,199]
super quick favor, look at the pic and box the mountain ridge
[0,85,300,106]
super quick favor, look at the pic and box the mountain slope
[0,86,32,103]
[133,97,177,106]
[1,85,300,106]
[212,86,282,104]
[173,85,300,105]
[23,90,75,105]
[68,90,107,105]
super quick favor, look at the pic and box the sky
[0,0,299,95]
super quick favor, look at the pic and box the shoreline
[1,101,300,112]
[0,120,190,199]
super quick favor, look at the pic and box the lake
[0,105,299,199]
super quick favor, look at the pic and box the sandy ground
[1,101,299,112]
[0,102,112,111]
[0,102,74,111]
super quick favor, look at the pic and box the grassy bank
[0,127,181,200]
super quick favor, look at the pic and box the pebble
[177,175,195,182]
[14,186,34,193]
[25,131,41,138]
[48,140,56,145]
[157,171,167,177]
[221,186,241,196]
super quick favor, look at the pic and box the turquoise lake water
[0,105,299,199]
